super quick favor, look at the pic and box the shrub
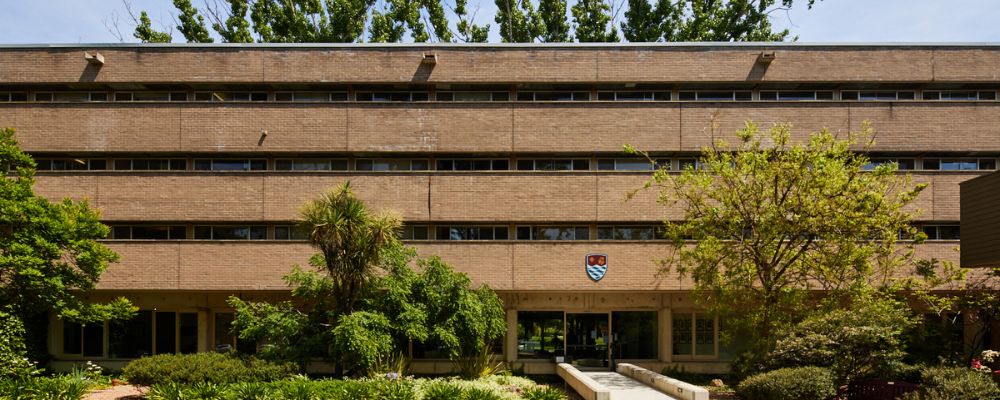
[122,352,297,385]
[0,375,95,400]
[736,366,837,400]
[901,366,1000,400]
[0,310,41,380]
[522,386,565,400]
[421,379,464,400]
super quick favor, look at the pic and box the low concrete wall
[557,363,611,400]
[617,363,710,400]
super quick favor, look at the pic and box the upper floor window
[863,158,916,171]
[33,92,108,102]
[114,159,187,171]
[356,92,429,102]
[193,92,267,102]
[922,225,960,240]
[922,91,997,101]
[435,226,509,240]
[758,91,834,101]
[35,158,107,171]
[436,92,510,101]
[274,159,349,171]
[355,159,429,171]
[400,225,429,240]
[111,225,186,240]
[194,225,267,240]
[516,226,590,240]
[516,159,590,171]
[273,225,310,240]
[516,91,590,101]
[596,91,671,101]
[678,91,752,101]
[274,92,348,102]
[922,158,996,171]
[841,91,916,101]
[597,158,669,171]
[436,159,509,171]
[116,92,187,102]
[597,225,664,240]
[193,159,267,171]
[0,92,28,102]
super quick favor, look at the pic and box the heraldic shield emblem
[586,254,608,281]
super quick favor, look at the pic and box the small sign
[586,254,608,281]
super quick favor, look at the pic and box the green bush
[736,366,837,400]
[122,352,297,385]
[522,386,566,400]
[0,310,41,380]
[901,366,1000,400]
[0,375,94,400]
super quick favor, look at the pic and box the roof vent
[422,53,437,65]
[757,50,775,64]
[84,52,105,66]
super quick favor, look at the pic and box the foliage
[763,295,917,385]
[0,310,41,380]
[228,296,318,363]
[452,343,505,379]
[121,352,297,386]
[330,310,397,373]
[631,121,931,354]
[736,366,837,400]
[0,374,98,400]
[135,0,821,43]
[0,128,135,357]
[901,366,1000,400]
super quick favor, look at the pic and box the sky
[2,0,1000,44]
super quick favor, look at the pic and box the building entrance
[566,313,610,369]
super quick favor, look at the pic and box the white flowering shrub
[0,310,42,380]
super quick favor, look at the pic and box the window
[436,159,509,171]
[612,312,657,359]
[758,91,834,101]
[274,92,348,102]
[436,91,510,101]
[355,159,429,171]
[516,159,590,171]
[922,225,960,240]
[597,226,663,240]
[356,92,429,102]
[33,92,54,101]
[863,158,916,171]
[596,91,671,101]
[672,312,717,357]
[596,158,669,171]
[435,226,508,240]
[193,92,267,102]
[922,91,997,101]
[922,158,996,171]
[193,159,267,171]
[517,311,565,359]
[114,92,187,102]
[677,158,702,170]
[111,226,186,240]
[678,91,751,101]
[34,158,107,171]
[62,321,104,357]
[516,226,590,240]
[400,225,429,240]
[110,310,153,358]
[34,92,109,102]
[194,226,268,240]
[0,92,28,102]
[841,91,916,101]
[214,313,236,353]
[114,159,187,171]
[274,159,349,171]
[273,225,310,240]
[516,91,590,101]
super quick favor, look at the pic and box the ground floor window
[62,321,104,358]
[672,312,717,357]
[517,311,565,359]
[612,311,657,359]
[109,311,153,358]
[61,310,199,358]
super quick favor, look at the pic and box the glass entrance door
[565,313,610,369]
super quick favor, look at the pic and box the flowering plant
[972,349,1000,380]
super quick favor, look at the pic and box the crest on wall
[585,254,608,281]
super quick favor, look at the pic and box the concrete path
[584,372,679,400]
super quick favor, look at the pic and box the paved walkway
[584,372,678,400]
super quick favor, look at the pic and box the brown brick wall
[961,172,1000,267]
[4,46,999,84]
[96,241,961,291]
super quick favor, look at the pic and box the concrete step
[583,371,679,400]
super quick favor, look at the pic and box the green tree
[133,11,173,43]
[631,121,927,354]
[494,0,544,42]
[571,0,619,42]
[455,0,491,42]
[621,0,680,41]
[174,0,214,42]
[538,0,571,42]
[0,128,135,352]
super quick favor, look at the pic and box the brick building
[1,43,994,373]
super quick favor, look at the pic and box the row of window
[108,224,960,241]
[4,90,998,103]
[33,157,1000,172]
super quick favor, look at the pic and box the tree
[0,128,135,355]
[494,0,544,42]
[174,0,214,42]
[630,121,927,354]
[621,0,680,42]
[133,11,173,43]
[537,0,571,42]
[571,0,619,42]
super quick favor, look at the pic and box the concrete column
[198,311,210,353]
[659,308,672,363]
[505,309,518,362]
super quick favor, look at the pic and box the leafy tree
[630,121,927,354]
[174,0,214,42]
[133,11,173,43]
[455,0,491,42]
[494,0,544,42]
[538,0,571,42]
[621,0,680,42]
[571,0,619,42]
[0,128,135,354]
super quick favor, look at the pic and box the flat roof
[4,42,1000,49]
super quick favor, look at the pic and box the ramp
[584,371,679,400]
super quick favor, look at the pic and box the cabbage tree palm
[299,182,401,316]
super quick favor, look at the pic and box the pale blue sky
[2,0,999,44]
